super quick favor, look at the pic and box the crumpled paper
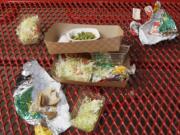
[139,8,178,45]
[130,1,178,45]
[14,60,71,135]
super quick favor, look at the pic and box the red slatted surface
[0,1,179,135]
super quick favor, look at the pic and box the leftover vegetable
[54,57,94,82]
[71,32,96,40]
[71,96,104,132]
[16,15,40,45]
[29,88,61,120]
[35,125,53,135]
[112,66,127,74]
[54,55,135,83]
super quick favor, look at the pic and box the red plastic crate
[0,0,179,135]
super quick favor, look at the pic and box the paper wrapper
[139,2,178,45]
[14,60,71,134]
[139,10,178,45]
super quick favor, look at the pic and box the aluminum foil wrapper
[14,60,71,134]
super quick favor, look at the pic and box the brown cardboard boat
[45,23,124,54]
[51,54,130,88]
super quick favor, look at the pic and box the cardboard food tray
[71,90,105,132]
[45,23,124,54]
[51,54,130,88]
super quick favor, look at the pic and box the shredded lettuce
[55,57,94,82]
[16,15,40,45]
[71,97,104,132]
[54,56,134,82]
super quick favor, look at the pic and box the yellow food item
[112,66,127,74]
[34,125,53,135]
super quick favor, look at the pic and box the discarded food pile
[16,15,40,45]
[53,54,135,84]
[13,1,178,135]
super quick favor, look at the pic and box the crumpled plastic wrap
[92,64,136,82]
[14,60,71,135]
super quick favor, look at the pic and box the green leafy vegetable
[71,32,96,40]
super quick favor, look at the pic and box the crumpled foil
[14,60,71,134]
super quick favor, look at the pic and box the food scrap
[16,15,40,45]
[53,54,135,83]
[35,125,53,135]
[71,32,96,40]
[71,96,105,132]
[58,28,100,43]
[54,57,94,82]
[30,88,61,120]
[112,65,127,74]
